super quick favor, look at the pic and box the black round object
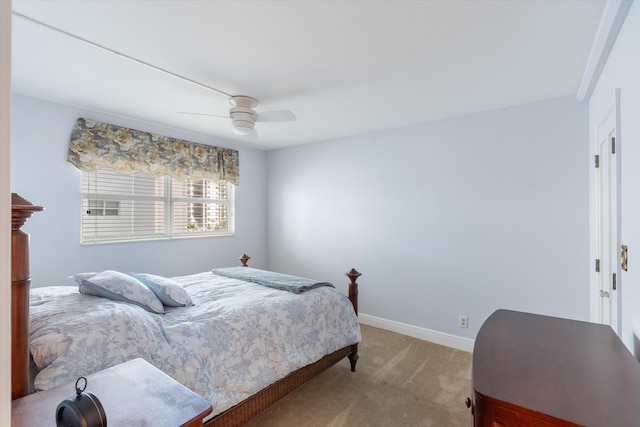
[56,377,107,427]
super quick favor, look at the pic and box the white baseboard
[358,313,475,353]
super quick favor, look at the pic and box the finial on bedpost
[346,268,360,372]
[239,253,251,267]
[346,268,360,315]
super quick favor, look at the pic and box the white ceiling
[11,0,606,150]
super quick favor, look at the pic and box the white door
[595,90,620,333]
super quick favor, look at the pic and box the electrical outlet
[459,315,468,328]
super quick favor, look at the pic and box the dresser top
[473,309,640,426]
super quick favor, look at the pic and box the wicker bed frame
[11,193,360,426]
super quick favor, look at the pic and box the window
[81,168,235,244]
[87,200,120,216]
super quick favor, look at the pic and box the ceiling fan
[179,96,296,136]
[13,12,297,137]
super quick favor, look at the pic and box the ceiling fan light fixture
[232,120,255,135]
[178,95,293,138]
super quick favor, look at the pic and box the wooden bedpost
[239,253,251,267]
[11,193,43,400]
[346,268,360,372]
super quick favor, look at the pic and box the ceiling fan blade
[256,110,296,123]
[178,111,229,119]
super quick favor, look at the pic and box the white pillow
[130,273,193,307]
[78,270,165,314]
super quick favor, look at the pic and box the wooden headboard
[11,193,43,400]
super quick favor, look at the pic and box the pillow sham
[129,273,193,307]
[78,270,165,314]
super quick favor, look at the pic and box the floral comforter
[29,271,361,416]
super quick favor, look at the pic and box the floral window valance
[67,117,240,185]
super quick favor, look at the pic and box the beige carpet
[244,324,473,426]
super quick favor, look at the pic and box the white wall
[266,96,590,340]
[11,94,268,286]
[1,1,12,423]
[588,0,640,353]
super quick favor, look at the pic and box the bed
[11,194,362,426]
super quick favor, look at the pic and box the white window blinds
[81,168,235,244]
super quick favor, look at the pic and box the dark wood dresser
[470,309,640,427]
